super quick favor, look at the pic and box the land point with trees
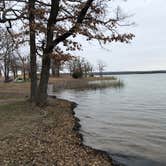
[0,0,134,165]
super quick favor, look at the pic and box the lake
[48,74,166,166]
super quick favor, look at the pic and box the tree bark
[4,54,10,82]
[51,59,56,77]
[36,54,50,105]
[52,60,60,77]
[23,63,26,81]
[55,64,60,77]
[37,0,60,105]
[29,0,37,102]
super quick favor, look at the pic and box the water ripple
[54,74,166,166]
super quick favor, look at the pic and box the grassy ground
[0,81,29,100]
[0,101,42,140]
[0,78,113,166]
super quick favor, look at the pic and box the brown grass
[0,79,113,166]
[0,76,122,100]
[49,75,117,83]
[0,101,42,140]
[0,82,30,100]
[0,99,113,165]
[49,76,123,91]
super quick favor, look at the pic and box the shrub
[72,70,83,79]
[89,73,94,77]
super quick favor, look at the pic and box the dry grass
[0,100,113,165]
[49,76,123,91]
[0,80,113,166]
[0,82,30,100]
[0,76,120,97]
[49,75,117,83]
[0,101,42,140]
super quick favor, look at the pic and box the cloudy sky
[76,0,166,71]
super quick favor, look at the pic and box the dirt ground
[0,81,113,166]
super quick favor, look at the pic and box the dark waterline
[48,74,166,166]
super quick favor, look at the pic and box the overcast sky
[76,0,166,71]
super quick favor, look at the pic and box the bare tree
[83,61,93,77]
[97,60,106,77]
[33,0,134,105]
[16,51,29,81]
[67,57,93,78]
[1,0,134,105]
[0,28,18,81]
[28,0,38,101]
[0,64,2,77]
[10,55,19,79]
[0,0,37,100]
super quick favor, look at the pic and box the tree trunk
[51,59,56,77]
[4,55,10,82]
[55,61,60,77]
[12,68,16,79]
[29,0,37,102]
[55,66,60,77]
[37,55,50,105]
[15,67,18,78]
[51,60,60,77]
[23,63,26,81]
[36,0,60,105]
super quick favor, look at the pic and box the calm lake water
[48,74,166,166]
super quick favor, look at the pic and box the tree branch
[51,0,94,50]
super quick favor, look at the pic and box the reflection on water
[48,74,166,166]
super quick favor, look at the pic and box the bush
[89,73,94,77]
[72,71,83,79]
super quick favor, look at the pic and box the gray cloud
[77,0,166,71]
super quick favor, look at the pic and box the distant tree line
[0,31,97,80]
[0,29,29,82]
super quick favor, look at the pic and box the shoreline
[68,100,113,163]
[56,98,115,166]
[0,79,122,165]
[68,99,123,166]
[0,78,118,166]
[0,98,115,165]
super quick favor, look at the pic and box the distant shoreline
[93,70,166,75]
